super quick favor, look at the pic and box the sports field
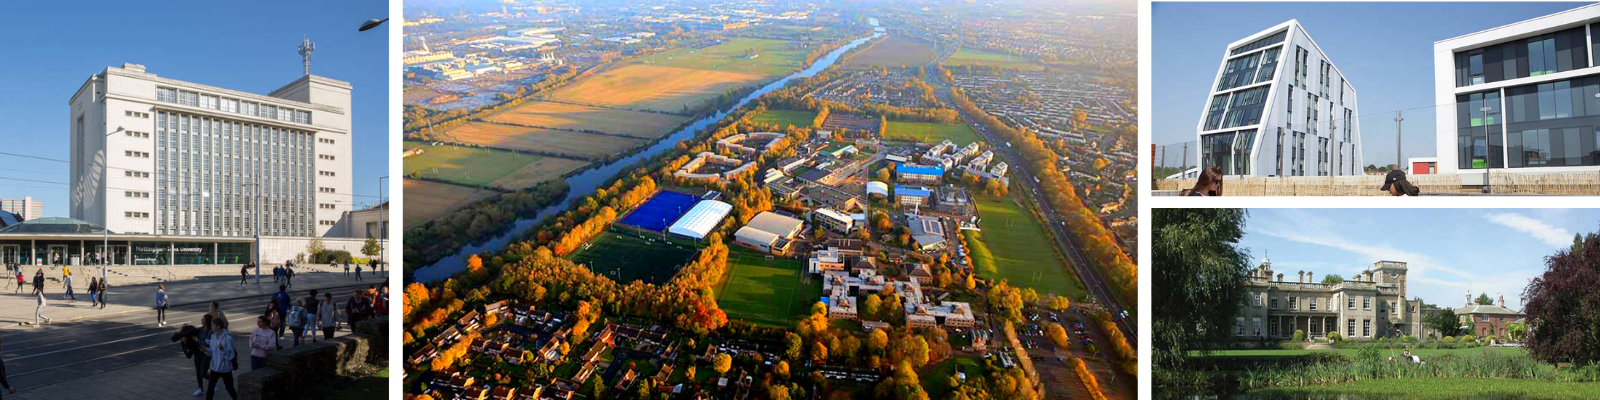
[749,109,817,129]
[402,179,498,228]
[481,100,690,139]
[882,120,982,145]
[548,64,766,114]
[403,142,587,190]
[968,195,1087,298]
[445,121,645,159]
[569,231,700,285]
[943,47,1040,70]
[844,36,939,69]
[631,38,809,77]
[718,247,819,326]
[617,191,699,232]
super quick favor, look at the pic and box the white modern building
[1434,4,1600,180]
[1197,20,1363,177]
[667,200,732,240]
[0,197,44,221]
[69,63,353,238]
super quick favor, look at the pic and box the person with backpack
[202,315,238,400]
[343,262,350,277]
[171,315,213,397]
[155,284,169,326]
[318,292,338,339]
[286,299,308,347]
[271,285,291,341]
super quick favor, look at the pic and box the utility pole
[1395,111,1404,173]
[1181,142,1189,177]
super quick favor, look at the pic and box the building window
[1270,297,1279,310]
[1289,297,1298,310]
[1204,94,1229,131]
[318,154,335,161]
[125,131,150,138]
[319,220,335,226]
[1456,26,1587,87]
[125,151,150,158]
[318,171,335,177]
[124,171,150,178]
[1270,318,1280,337]
[125,212,149,218]
[1457,91,1504,169]
[1223,86,1270,129]
[1363,319,1371,337]
[1348,319,1356,337]
[319,187,335,193]
[319,203,336,209]
[318,138,335,144]
[124,191,150,198]
[1237,317,1245,336]
[1363,296,1371,310]
[1256,46,1281,83]
[1310,297,1318,310]
[124,110,150,118]
[1348,296,1356,310]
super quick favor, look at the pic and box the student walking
[271,285,291,341]
[283,266,294,288]
[171,314,213,397]
[317,292,337,339]
[155,284,169,326]
[88,278,100,307]
[33,291,50,327]
[60,272,74,300]
[202,316,238,400]
[263,301,282,350]
[249,316,274,370]
[343,262,350,276]
[238,264,249,288]
[0,339,17,397]
[208,301,226,324]
[98,279,108,309]
[30,270,42,296]
[354,263,362,281]
[303,290,321,343]
[287,300,308,347]
[13,270,22,294]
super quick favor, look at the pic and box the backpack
[286,306,304,327]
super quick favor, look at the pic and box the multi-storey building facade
[1236,259,1429,340]
[1197,20,1363,177]
[1456,294,1524,338]
[0,197,44,221]
[1434,4,1600,180]
[68,63,352,238]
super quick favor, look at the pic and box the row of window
[1234,318,1378,338]
[318,171,335,177]
[319,220,335,226]
[125,131,150,138]
[124,171,150,178]
[1455,74,1600,169]
[319,203,337,209]
[125,212,150,218]
[155,87,313,125]
[125,151,149,158]
[318,154,335,161]
[124,191,150,198]
[1231,30,1286,56]
[318,138,335,145]
[125,110,150,119]
[1455,25,1589,87]
[152,110,319,237]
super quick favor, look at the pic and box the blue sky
[1236,208,1597,311]
[0,1,390,217]
[1152,2,1584,167]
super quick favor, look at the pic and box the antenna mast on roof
[298,36,317,76]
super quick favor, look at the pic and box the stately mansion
[1235,259,1437,341]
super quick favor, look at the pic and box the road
[0,285,370,396]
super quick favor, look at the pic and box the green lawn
[969,195,1087,298]
[943,47,1039,70]
[883,120,981,145]
[631,37,808,77]
[569,231,701,285]
[717,247,818,327]
[1203,346,1527,360]
[402,141,544,187]
[331,368,388,400]
[921,357,984,399]
[1258,378,1600,400]
[750,109,817,129]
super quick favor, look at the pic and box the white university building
[1196,20,1363,177]
[1434,4,1600,180]
[68,63,353,240]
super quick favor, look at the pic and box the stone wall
[238,316,388,400]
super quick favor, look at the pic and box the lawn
[969,195,1088,298]
[568,231,701,285]
[1202,346,1528,360]
[402,178,497,228]
[882,120,981,145]
[631,37,809,77]
[1256,378,1600,400]
[943,47,1040,70]
[330,367,388,400]
[749,109,817,129]
[921,357,984,399]
[717,247,819,327]
[403,142,588,189]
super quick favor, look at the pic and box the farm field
[444,121,645,160]
[717,247,820,327]
[480,100,690,139]
[403,142,587,189]
[402,179,498,228]
[631,37,808,77]
[568,231,699,285]
[944,47,1040,70]
[968,195,1088,298]
[844,36,939,69]
[749,109,817,129]
[883,120,982,145]
[548,64,766,114]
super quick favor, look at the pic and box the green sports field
[717,247,820,326]
[749,109,817,129]
[631,38,808,77]
[883,120,982,145]
[403,141,587,189]
[569,231,700,285]
[943,48,1039,70]
[969,195,1087,298]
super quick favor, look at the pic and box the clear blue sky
[1152,2,1583,168]
[1236,208,1598,311]
[0,1,390,217]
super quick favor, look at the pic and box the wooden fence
[1155,172,1600,196]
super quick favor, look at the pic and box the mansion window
[1270,297,1279,310]
[1348,296,1356,310]
[1348,319,1356,337]
[1270,319,1280,336]
[1363,319,1371,337]
[1289,297,1298,310]
[1363,296,1371,310]
[1309,297,1318,311]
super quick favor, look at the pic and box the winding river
[413,31,885,282]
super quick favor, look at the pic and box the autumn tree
[713,353,733,376]
[1045,322,1069,349]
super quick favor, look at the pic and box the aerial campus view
[400,0,1135,399]
[1153,208,1600,399]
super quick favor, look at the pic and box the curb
[11,281,377,328]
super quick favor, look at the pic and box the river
[412,31,885,282]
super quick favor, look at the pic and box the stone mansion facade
[1235,259,1439,341]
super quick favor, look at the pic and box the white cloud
[1485,213,1572,248]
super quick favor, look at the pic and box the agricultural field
[967,195,1088,298]
[445,121,645,160]
[943,47,1040,70]
[402,179,497,228]
[748,109,817,129]
[480,100,690,139]
[717,247,820,326]
[843,36,939,69]
[883,120,982,145]
[403,142,587,190]
[631,38,809,77]
[568,231,699,285]
[548,64,766,114]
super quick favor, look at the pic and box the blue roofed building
[896,164,944,185]
[894,185,933,207]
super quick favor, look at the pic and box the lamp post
[1481,106,1492,193]
[359,18,388,32]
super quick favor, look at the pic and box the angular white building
[1434,4,1600,180]
[1196,20,1363,177]
[69,63,352,238]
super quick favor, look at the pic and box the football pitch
[569,231,700,285]
[717,247,819,327]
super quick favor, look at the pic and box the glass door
[0,245,19,264]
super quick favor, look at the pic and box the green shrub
[1328,332,1343,342]
[1278,342,1303,350]
[1462,334,1477,343]
[312,250,353,264]
[1292,330,1306,342]
[1442,336,1457,343]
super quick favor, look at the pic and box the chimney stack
[1298,271,1304,283]
[1277,273,1284,282]
[1308,272,1314,283]
[1498,295,1504,308]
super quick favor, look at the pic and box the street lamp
[1481,106,1492,193]
[359,18,388,32]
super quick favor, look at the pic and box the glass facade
[155,110,315,237]
[1216,52,1264,91]
[1454,26,1588,87]
[1231,31,1286,56]
[1456,91,1503,169]
[1502,75,1600,168]
[1204,94,1229,131]
[1222,86,1270,129]
[1202,130,1257,175]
